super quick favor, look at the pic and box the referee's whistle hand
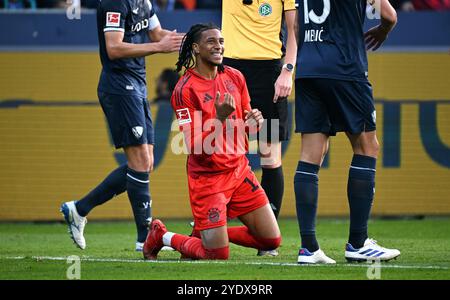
[273,71,293,102]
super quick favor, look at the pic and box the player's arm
[102,0,182,60]
[365,0,398,51]
[273,9,297,102]
[105,31,181,60]
[148,25,185,43]
[172,89,230,154]
[148,26,173,42]
[145,0,185,43]
[376,0,397,32]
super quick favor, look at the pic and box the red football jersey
[171,66,253,176]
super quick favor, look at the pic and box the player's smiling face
[194,29,224,66]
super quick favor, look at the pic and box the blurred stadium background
[0,1,449,223]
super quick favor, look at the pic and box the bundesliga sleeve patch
[106,12,121,27]
[176,108,192,125]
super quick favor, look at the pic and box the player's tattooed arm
[365,0,397,51]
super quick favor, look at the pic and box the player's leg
[345,130,379,250]
[123,143,153,248]
[246,60,288,255]
[124,97,155,248]
[144,173,233,260]
[60,92,129,249]
[325,79,399,261]
[228,204,281,251]
[295,132,328,249]
[256,141,283,256]
[144,207,230,260]
[67,94,154,249]
[143,219,230,260]
[328,80,377,250]
[293,79,335,264]
[68,92,129,215]
[60,163,127,249]
[259,141,283,219]
[170,226,229,260]
[257,61,289,225]
[345,130,399,261]
[73,166,128,217]
[295,133,335,263]
[226,168,281,251]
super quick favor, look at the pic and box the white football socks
[162,232,175,246]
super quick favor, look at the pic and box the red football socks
[227,226,281,250]
[171,234,229,260]
[169,226,281,259]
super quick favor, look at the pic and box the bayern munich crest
[208,208,221,223]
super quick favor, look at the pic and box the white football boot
[136,242,174,252]
[298,248,336,264]
[161,246,175,251]
[136,242,144,252]
[257,249,279,257]
[60,201,87,250]
[345,238,401,262]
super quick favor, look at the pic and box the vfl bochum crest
[259,3,272,17]
[132,126,144,139]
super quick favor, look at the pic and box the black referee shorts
[223,58,289,142]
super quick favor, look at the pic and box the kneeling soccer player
[143,23,281,260]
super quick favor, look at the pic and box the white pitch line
[3,256,449,271]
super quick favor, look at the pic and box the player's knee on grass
[257,236,282,251]
[205,246,229,260]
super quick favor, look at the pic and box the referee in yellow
[222,0,297,256]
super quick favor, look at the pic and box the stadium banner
[0,52,449,221]
[1,11,449,51]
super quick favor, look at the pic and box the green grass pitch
[1,218,449,280]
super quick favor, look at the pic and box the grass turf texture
[0,218,449,280]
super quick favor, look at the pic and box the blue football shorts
[295,78,376,136]
[99,91,155,148]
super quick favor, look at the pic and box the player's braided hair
[176,23,225,73]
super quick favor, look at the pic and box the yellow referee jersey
[222,0,296,60]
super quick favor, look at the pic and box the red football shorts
[187,164,269,231]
